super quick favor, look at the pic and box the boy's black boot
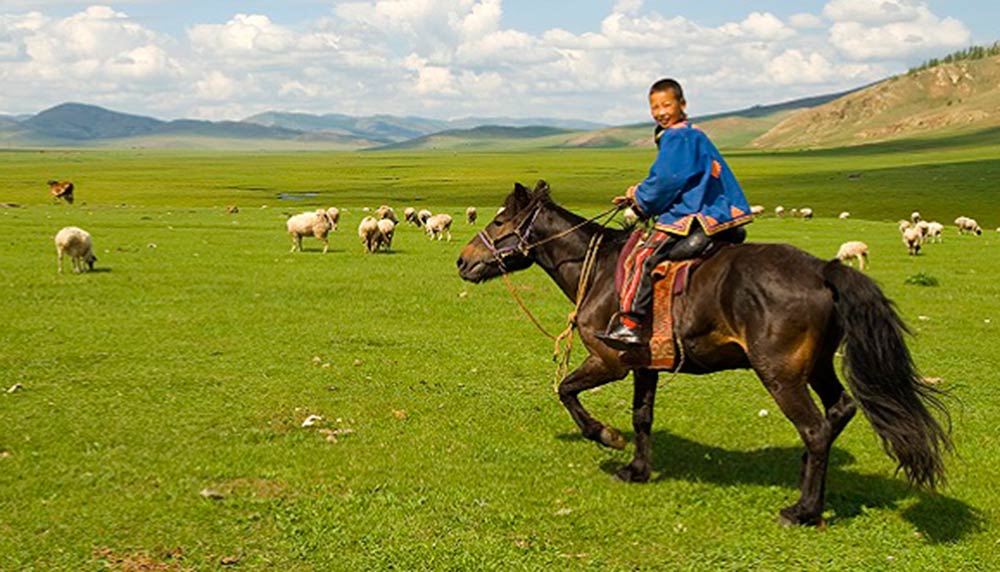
[596,315,646,350]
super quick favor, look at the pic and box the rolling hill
[752,54,1000,149]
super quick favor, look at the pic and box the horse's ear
[532,180,551,201]
[511,182,531,208]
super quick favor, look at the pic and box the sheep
[417,209,432,227]
[789,208,799,218]
[326,207,340,231]
[622,207,639,228]
[774,205,785,218]
[903,227,922,255]
[287,209,333,253]
[798,207,813,219]
[926,221,944,243]
[838,211,850,220]
[955,216,982,235]
[750,205,765,217]
[404,207,419,226]
[466,206,478,225]
[358,216,380,253]
[911,211,921,223]
[54,226,96,274]
[898,220,912,233]
[375,205,399,224]
[226,205,239,214]
[836,241,868,271]
[425,213,453,241]
[48,180,74,204]
[376,218,395,251]
[914,220,930,241]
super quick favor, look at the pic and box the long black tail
[823,261,951,488]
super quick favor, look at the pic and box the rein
[483,204,622,384]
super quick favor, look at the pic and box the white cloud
[789,12,824,29]
[826,2,970,60]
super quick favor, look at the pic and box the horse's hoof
[614,462,650,483]
[778,506,823,527]
[599,427,627,450]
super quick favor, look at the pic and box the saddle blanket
[616,230,696,371]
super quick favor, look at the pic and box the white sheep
[836,241,868,271]
[838,211,850,220]
[955,216,982,235]
[926,221,944,243]
[54,226,97,274]
[622,207,639,227]
[750,205,765,217]
[425,213,453,241]
[911,211,922,223]
[326,207,340,231]
[417,209,432,227]
[375,205,399,224]
[902,227,922,255]
[287,209,333,253]
[898,220,912,233]
[799,207,813,220]
[914,220,930,241]
[466,206,478,225]
[404,207,418,226]
[376,218,395,251]
[774,205,785,218]
[358,216,380,253]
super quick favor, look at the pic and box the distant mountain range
[2,50,997,151]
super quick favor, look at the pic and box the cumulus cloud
[0,1,972,122]
[825,1,970,60]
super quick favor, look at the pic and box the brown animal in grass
[48,180,74,204]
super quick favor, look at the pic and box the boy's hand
[613,185,639,207]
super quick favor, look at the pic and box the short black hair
[649,78,685,102]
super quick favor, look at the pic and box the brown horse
[457,181,951,526]
[48,180,74,204]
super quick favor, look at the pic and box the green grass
[1,140,999,570]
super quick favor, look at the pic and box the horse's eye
[492,220,503,227]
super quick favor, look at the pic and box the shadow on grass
[558,429,981,541]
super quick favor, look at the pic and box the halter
[475,203,543,273]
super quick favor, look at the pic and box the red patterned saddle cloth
[615,231,698,371]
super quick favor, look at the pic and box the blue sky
[0,1,995,122]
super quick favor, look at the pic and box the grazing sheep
[836,241,869,271]
[417,209,432,227]
[926,221,944,243]
[838,211,850,220]
[914,220,930,241]
[622,207,639,227]
[750,205,765,217]
[226,205,239,214]
[376,218,395,251]
[798,207,813,219]
[955,216,982,235]
[425,213,453,241]
[903,227,922,255]
[55,226,96,274]
[898,220,912,233]
[911,211,921,223]
[358,216,380,253]
[326,207,340,231]
[404,207,418,226]
[48,180,74,204]
[287,209,333,253]
[466,206,478,224]
[774,205,785,217]
[375,205,399,224]
[789,208,799,218]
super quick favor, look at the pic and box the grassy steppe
[1,139,999,570]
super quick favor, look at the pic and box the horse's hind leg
[756,364,834,526]
[616,368,658,482]
[558,355,628,450]
[809,360,857,446]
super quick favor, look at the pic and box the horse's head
[457,180,550,283]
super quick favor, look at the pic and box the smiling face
[649,88,686,129]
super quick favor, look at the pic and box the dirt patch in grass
[215,477,290,500]
[93,547,190,572]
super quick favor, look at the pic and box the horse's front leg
[616,368,658,483]
[557,355,628,449]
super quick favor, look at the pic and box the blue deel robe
[628,122,752,236]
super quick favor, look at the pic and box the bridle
[476,202,619,273]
